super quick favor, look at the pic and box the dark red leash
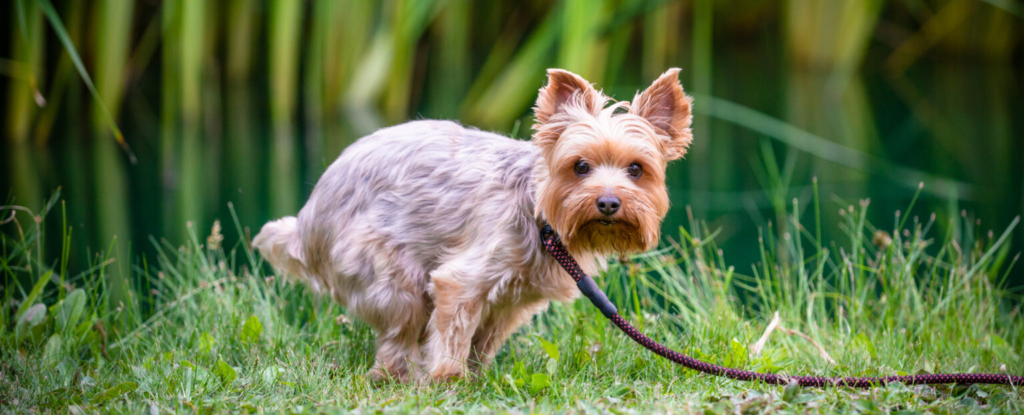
[540,225,1023,387]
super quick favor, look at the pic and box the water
[3,51,1022,287]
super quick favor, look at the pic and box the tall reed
[91,0,136,309]
[688,0,713,220]
[6,2,44,219]
[224,0,261,233]
[425,0,470,119]
[462,3,561,129]
[268,0,302,218]
[785,0,884,72]
[560,0,607,84]
[6,0,44,144]
[178,0,205,232]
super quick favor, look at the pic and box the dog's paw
[366,366,408,383]
[429,363,465,383]
[366,367,388,383]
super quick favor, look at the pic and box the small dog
[254,68,693,382]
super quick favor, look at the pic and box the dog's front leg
[422,269,483,381]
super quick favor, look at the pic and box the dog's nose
[596,195,620,216]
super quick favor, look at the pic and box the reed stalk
[689,0,712,220]
[786,0,884,73]
[5,2,44,220]
[304,0,329,173]
[425,0,470,119]
[462,3,561,129]
[382,0,442,123]
[223,0,260,233]
[641,0,682,82]
[6,0,44,144]
[268,0,303,218]
[201,2,223,229]
[160,0,180,239]
[560,0,607,84]
[323,2,372,159]
[177,0,205,231]
[91,0,135,309]
[225,0,257,81]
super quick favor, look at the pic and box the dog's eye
[627,163,642,179]
[574,160,590,176]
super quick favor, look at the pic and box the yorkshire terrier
[254,68,693,382]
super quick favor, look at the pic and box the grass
[2,187,1023,414]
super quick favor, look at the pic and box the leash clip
[540,224,556,242]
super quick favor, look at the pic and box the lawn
[2,189,1022,414]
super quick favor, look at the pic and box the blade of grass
[696,94,971,200]
[34,0,136,164]
[32,0,82,145]
[897,182,924,234]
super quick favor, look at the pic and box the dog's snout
[596,195,621,216]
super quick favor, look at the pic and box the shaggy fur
[253,68,693,382]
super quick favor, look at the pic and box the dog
[253,68,693,382]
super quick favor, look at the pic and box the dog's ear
[631,68,693,160]
[532,69,603,150]
[534,69,602,123]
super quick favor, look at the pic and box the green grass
[2,190,1022,414]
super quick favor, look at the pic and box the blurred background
[2,0,1023,291]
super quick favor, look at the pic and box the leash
[540,225,1023,387]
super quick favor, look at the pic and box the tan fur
[253,68,693,382]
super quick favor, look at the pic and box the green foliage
[535,334,560,361]
[15,270,51,321]
[506,337,560,395]
[241,314,262,345]
[199,331,215,354]
[54,288,86,332]
[90,382,137,405]
[14,302,46,342]
[528,373,551,394]
[854,332,877,360]
[213,357,237,387]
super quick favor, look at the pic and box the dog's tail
[252,217,308,281]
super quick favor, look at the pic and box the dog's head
[532,68,693,255]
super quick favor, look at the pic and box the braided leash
[540,225,1022,387]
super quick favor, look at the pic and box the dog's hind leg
[357,275,430,383]
[421,264,484,381]
[337,226,432,383]
[367,321,423,382]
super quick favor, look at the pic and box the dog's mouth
[567,218,647,254]
[584,218,632,228]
